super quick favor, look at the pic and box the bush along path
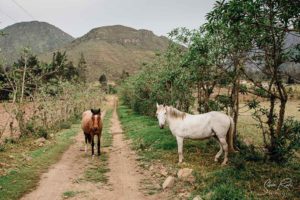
[117,104,300,200]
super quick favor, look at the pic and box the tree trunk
[20,56,27,103]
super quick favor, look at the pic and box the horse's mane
[167,106,186,119]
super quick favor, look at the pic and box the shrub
[0,144,5,152]
[25,122,35,134]
[269,117,300,163]
[4,138,17,144]
[59,121,72,129]
[231,154,246,170]
[236,137,263,162]
[36,127,48,139]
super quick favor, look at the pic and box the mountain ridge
[42,24,170,80]
[0,21,74,63]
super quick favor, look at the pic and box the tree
[208,0,300,161]
[99,74,108,93]
[77,53,87,83]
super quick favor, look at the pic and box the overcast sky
[0,0,215,38]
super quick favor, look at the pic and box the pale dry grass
[238,100,300,146]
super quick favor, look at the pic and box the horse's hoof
[221,162,227,166]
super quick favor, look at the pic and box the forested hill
[42,25,170,80]
[0,21,74,63]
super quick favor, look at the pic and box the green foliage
[4,138,17,144]
[59,121,72,129]
[210,183,247,200]
[36,127,48,139]
[77,53,87,83]
[0,144,5,152]
[120,43,194,115]
[269,117,300,163]
[108,84,117,94]
[62,191,78,198]
[99,74,107,85]
[0,51,84,100]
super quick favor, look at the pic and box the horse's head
[156,103,167,129]
[91,108,101,132]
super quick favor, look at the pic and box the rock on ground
[193,195,203,200]
[162,176,175,189]
[177,168,193,179]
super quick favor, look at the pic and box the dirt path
[21,96,169,200]
[20,110,106,200]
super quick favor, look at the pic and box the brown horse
[81,108,102,157]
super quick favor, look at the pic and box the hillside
[0,21,74,63]
[42,25,170,80]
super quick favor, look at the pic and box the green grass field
[118,104,300,200]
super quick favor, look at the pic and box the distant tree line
[0,50,87,101]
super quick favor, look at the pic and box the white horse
[156,103,236,165]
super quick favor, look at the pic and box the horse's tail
[227,117,236,153]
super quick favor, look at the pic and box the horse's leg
[91,134,95,158]
[214,138,223,162]
[97,134,101,156]
[176,136,184,163]
[84,133,88,154]
[219,137,228,165]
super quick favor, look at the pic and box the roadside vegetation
[0,42,104,199]
[118,105,300,200]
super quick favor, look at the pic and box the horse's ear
[91,109,94,114]
[156,103,159,108]
[163,103,166,107]
[98,108,101,114]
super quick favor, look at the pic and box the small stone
[179,192,191,198]
[9,155,14,159]
[162,176,175,189]
[193,195,203,200]
[50,134,54,138]
[25,156,32,161]
[35,137,46,144]
[38,143,44,147]
[149,165,154,171]
[160,168,168,176]
[0,162,8,167]
[177,168,193,179]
